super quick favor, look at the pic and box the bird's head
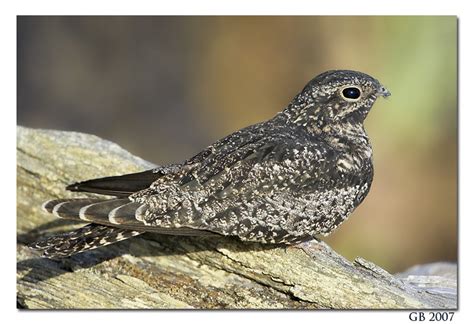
[284,70,390,130]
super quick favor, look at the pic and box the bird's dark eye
[342,87,361,100]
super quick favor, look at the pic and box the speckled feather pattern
[31,70,390,257]
[29,224,142,258]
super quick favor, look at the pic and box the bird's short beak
[376,85,391,98]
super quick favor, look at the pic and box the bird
[29,69,391,258]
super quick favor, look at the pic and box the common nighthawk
[30,70,390,258]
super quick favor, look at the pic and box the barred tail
[28,224,143,258]
[41,198,144,224]
[33,197,219,258]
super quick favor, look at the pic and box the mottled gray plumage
[30,70,390,258]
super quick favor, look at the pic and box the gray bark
[16,126,457,309]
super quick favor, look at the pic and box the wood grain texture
[16,126,457,309]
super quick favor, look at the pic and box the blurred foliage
[17,16,457,273]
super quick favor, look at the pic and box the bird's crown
[283,70,390,130]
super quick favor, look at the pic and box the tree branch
[16,126,456,309]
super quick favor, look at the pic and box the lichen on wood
[16,126,457,309]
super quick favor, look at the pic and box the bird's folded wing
[66,168,170,197]
[132,136,338,221]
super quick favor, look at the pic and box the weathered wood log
[16,126,457,309]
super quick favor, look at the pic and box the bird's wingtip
[66,183,80,191]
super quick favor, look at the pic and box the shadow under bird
[30,70,391,258]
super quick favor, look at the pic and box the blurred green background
[17,16,457,273]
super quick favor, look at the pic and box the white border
[9,0,467,15]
